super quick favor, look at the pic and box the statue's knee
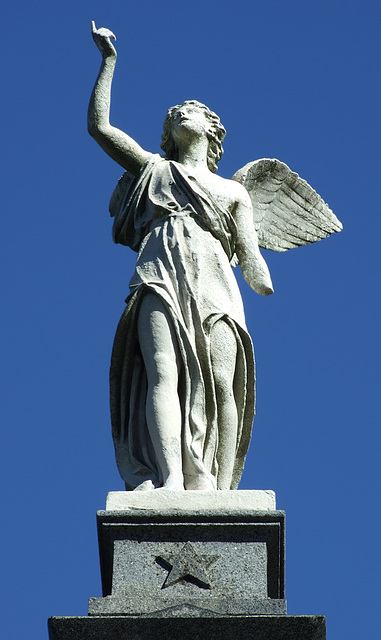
[211,320,237,356]
[151,350,178,386]
[211,321,237,397]
[213,368,235,398]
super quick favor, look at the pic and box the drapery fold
[109,156,255,489]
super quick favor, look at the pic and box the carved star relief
[157,542,219,589]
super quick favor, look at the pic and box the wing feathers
[232,159,342,253]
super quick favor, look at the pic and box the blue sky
[1,2,380,638]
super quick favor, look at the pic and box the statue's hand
[91,20,117,58]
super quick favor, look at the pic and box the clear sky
[1,1,380,638]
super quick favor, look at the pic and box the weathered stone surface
[88,593,286,617]
[48,494,326,636]
[89,504,286,617]
[106,489,276,511]
[89,24,342,494]
[49,614,326,639]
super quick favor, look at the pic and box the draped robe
[109,155,255,489]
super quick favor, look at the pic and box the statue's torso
[128,157,246,327]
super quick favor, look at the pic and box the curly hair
[160,100,226,173]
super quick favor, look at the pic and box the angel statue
[88,23,342,492]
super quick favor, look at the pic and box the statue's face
[171,103,210,143]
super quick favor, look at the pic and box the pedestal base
[49,614,326,639]
[48,491,326,639]
[92,492,286,617]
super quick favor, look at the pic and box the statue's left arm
[233,184,274,296]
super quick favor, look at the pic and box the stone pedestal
[48,615,326,639]
[48,491,326,639]
[90,491,285,617]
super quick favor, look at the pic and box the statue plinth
[105,488,276,511]
[90,490,285,617]
[48,491,326,639]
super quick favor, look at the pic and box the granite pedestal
[48,491,326,639]
[49,614,326,639]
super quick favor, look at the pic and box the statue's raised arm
[87,21,152,176]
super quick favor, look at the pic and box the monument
[48,22,342,639]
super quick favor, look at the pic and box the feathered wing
[232,159,342,252]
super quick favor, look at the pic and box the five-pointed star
[157,541,219,589]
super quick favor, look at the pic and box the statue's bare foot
[184,474,216,490]
[158,475,184,491]
[133,480,155,491]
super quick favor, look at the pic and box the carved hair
[160,100,226,173]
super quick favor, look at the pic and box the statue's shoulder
[109,154,163,218]
[211,171,251,208]
[109,171,136,218]
[228,175,250,201]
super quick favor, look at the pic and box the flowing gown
[109,155,255,489]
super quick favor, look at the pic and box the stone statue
[88,23,342,492]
